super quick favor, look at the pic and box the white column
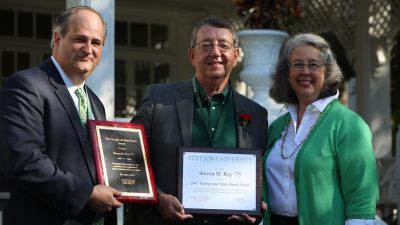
[354,0,372,124]
[67,0,115,120]
[354,0,391,158]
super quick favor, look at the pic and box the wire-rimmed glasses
[289,61,325,71]
[192,41,235,53]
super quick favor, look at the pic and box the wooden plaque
[88,120,157,203]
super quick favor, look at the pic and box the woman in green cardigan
[262,33,379,225]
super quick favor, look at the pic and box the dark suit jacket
[127,81,268,225]
[0,58,108,225]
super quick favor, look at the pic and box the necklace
[280,99,336,159]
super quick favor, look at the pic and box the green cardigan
[262,100,379,225]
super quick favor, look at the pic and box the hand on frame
[87,185,123,214]
[158,193,193,222]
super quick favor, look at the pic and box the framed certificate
[88,120,157,203]
[178,147,261,215]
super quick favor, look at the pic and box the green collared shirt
[191,79,237,148]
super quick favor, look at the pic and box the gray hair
[190,17,238,47]
[50,6,107,48]
[270,33,343,104]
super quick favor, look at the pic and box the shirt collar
[194,77,231,103]
[287,91,339,115]
[51,56,85,90]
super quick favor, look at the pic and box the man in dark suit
[126,17,268,225]
[0,6,122,225]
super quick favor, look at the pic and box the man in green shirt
[126,17,268,225]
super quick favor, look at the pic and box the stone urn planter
[238,29,288,122]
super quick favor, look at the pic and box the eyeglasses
[192,41,235,53]
[289,61,325,71]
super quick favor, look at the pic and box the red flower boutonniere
[239,113,252,139]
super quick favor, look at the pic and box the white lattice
[291,0,355,48]
[368,0,394,38]
[232,0,400,46]
[291,0,400,48]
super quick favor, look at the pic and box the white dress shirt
[51,56,85,112]
[265,94,376,225]
[50,56,94,120]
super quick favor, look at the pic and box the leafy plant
[234,0,303,32]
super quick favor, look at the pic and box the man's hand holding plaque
[88,120,157,203]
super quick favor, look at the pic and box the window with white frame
[115,19,171,118]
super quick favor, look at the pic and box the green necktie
[75,88,89,127]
